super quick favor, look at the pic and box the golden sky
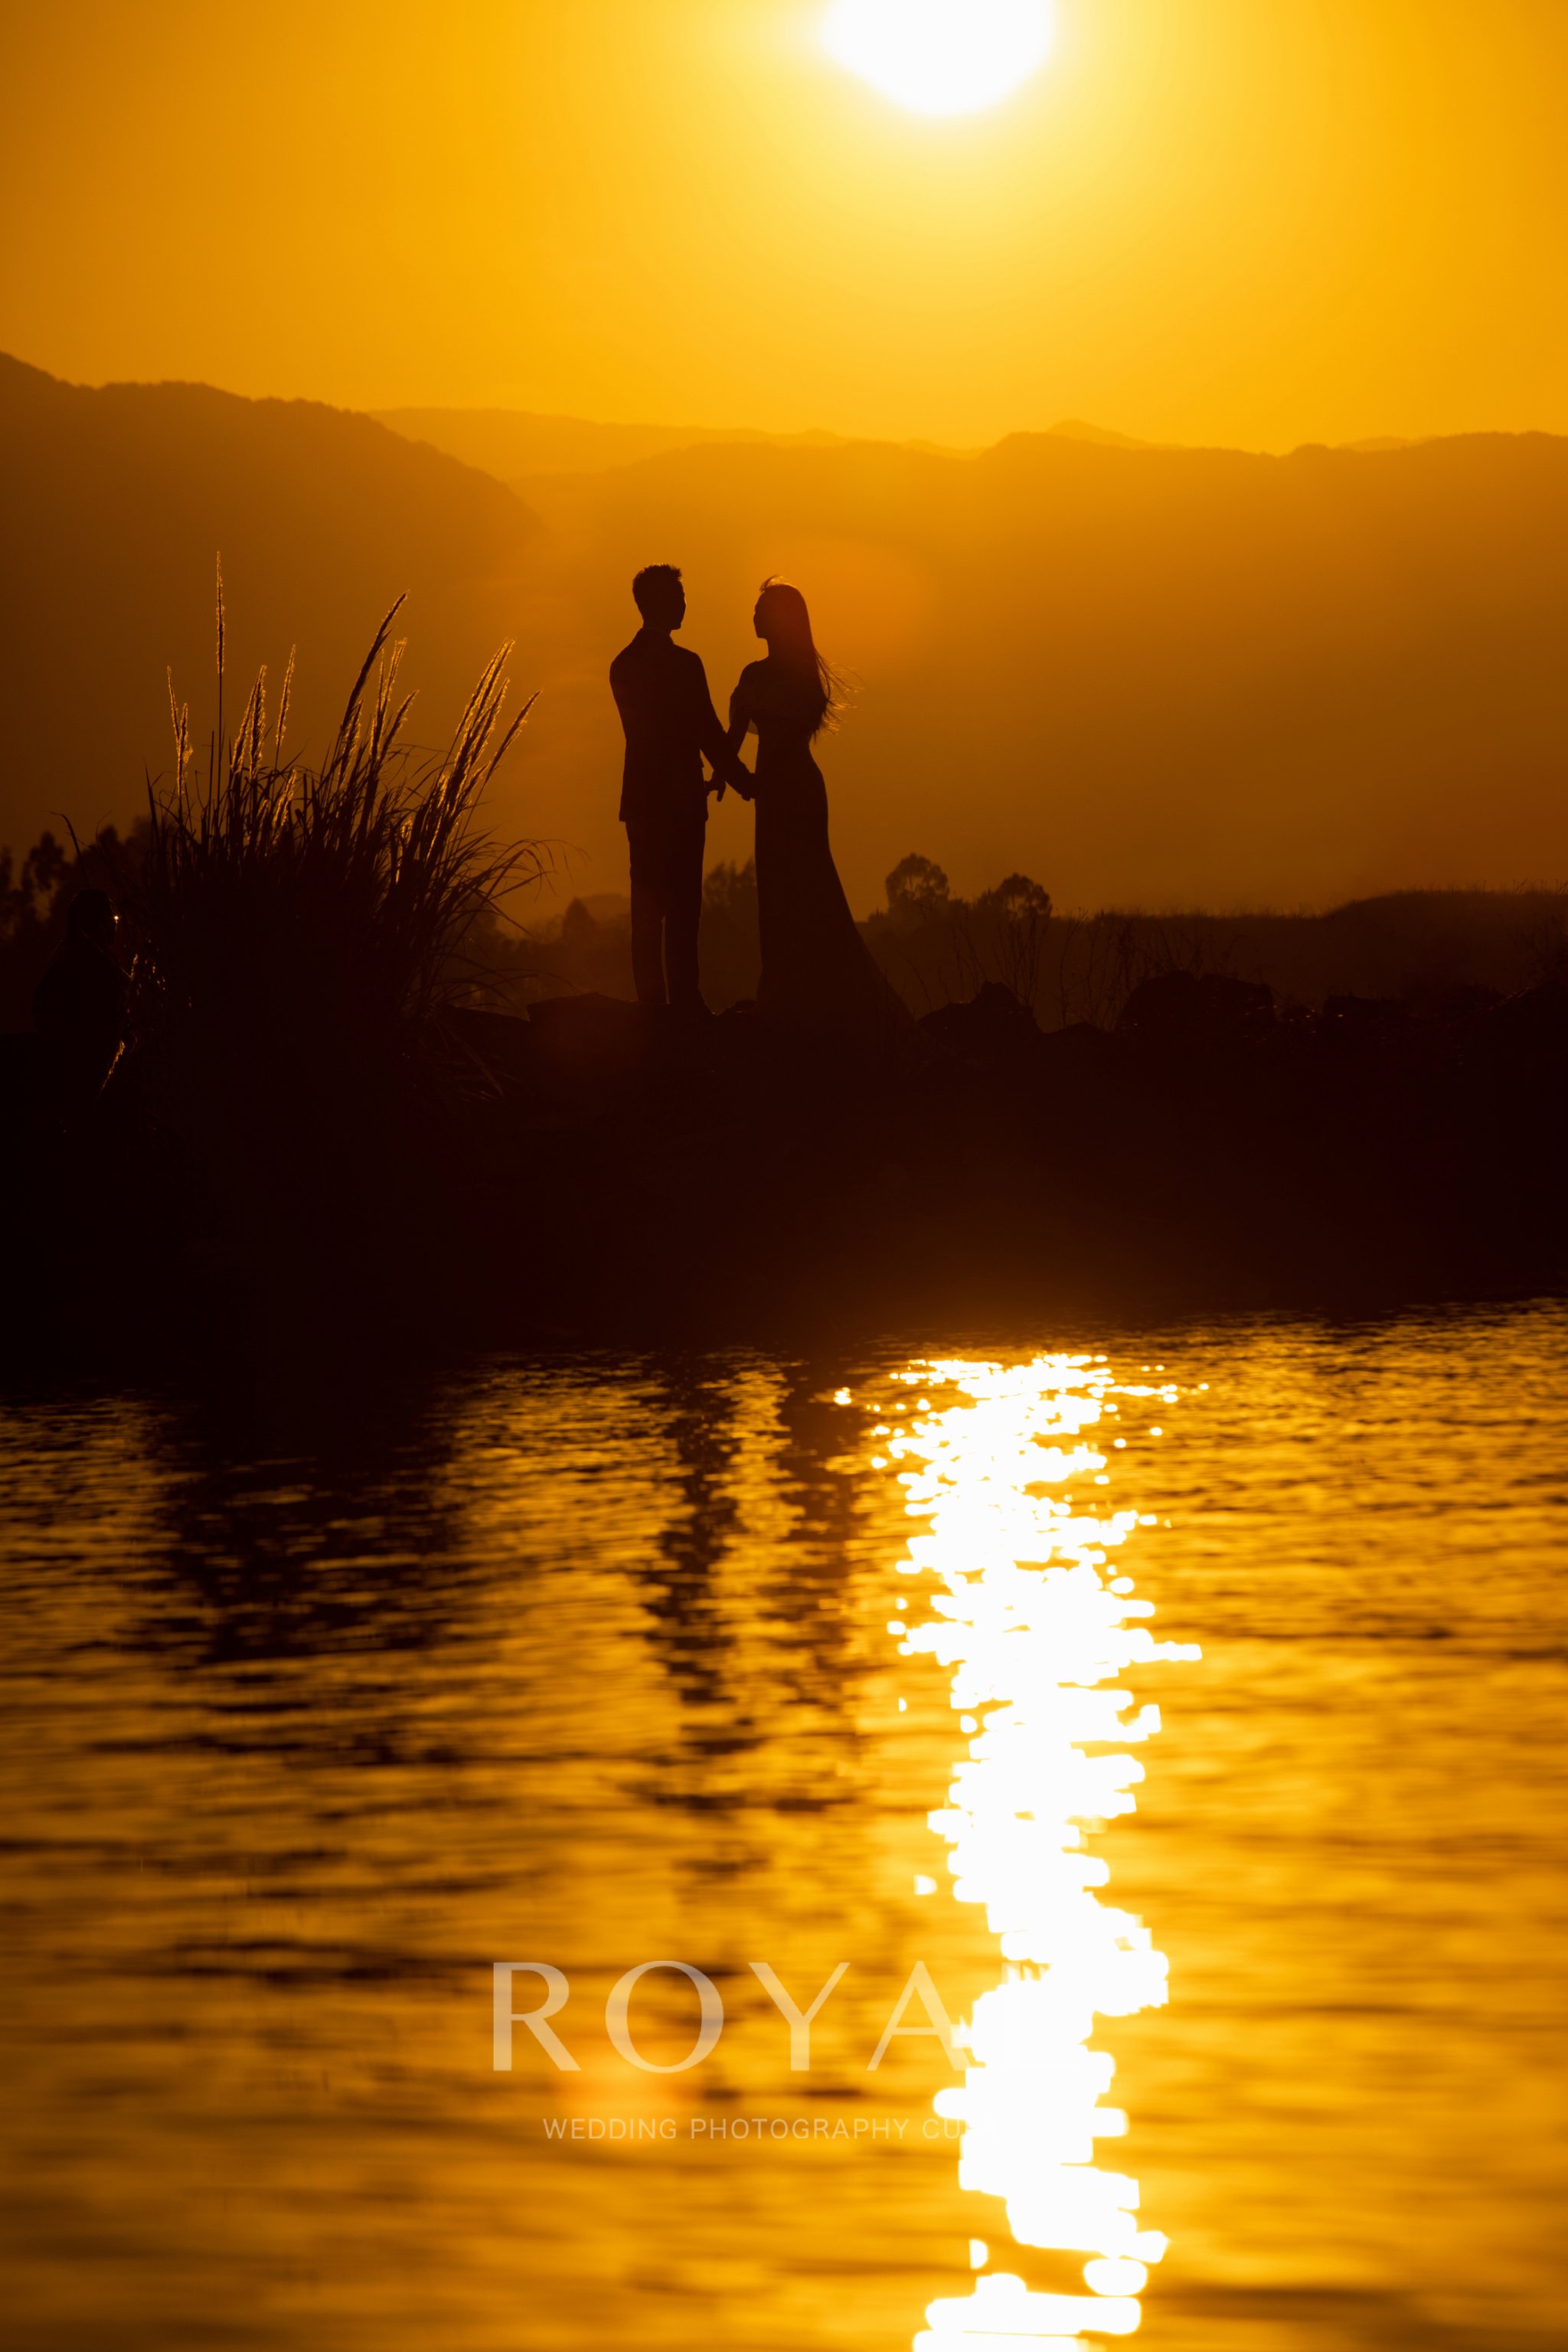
[4,1,1566,449]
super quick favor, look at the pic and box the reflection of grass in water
[129,590,541,1335]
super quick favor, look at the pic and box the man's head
[632,564,686,632]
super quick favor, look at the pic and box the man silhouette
[610,564,746,1017]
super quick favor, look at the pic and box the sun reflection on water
[869,1356,1198,2347]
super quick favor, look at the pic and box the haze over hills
[371,404,1411,481]
[0,354,537,852]
[370,407,881,481]
[372,407,1173,483]
[497,428,1568,911]
[4,353,1566,915]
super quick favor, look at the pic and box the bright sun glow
[822,0,1054,118]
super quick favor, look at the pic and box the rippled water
[2,1305,1566,2351]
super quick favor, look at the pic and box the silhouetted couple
[609,564,902,1042]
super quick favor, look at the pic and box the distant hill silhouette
[373,404,1412,478]
[5,354,1568,913]
[371,405,872,481]
[499,426,1568,910]
[1044,420,1167,452]
[0,354,536,848]
[371,404,1182,481]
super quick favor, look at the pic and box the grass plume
[125,599,544,1343]
[136,596,541,1051]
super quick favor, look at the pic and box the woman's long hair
[755,579,842,737]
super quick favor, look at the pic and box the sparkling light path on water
[860,1357,1200,2346]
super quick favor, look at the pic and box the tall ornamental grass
[128,585,541,1338]
[136,587,539,1064]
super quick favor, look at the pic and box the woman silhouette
[725,580,905,1040]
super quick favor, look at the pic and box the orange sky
[4,1,1567,450]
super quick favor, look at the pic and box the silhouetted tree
[975,873,1050,927]
[972,872,1051,1006]
[560,898,598,952]
[885,853,952,931]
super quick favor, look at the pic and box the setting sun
[822,0,1054,117]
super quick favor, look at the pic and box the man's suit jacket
[609,629,733,831]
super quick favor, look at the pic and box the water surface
[2,1305,1565,2350]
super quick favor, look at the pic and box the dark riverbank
[8,967,1566,1378]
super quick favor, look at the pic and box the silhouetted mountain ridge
[0,354,537,846]
[503,420,1568,907]
[371,403,936,482]
[373,401,1423,483]
[5,354,1568,911]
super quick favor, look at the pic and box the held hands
[705,743,756,802]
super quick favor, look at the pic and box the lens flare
[822,0,1055,118]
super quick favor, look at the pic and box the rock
[1118,970,1274,1037]
[920,982,1038,1064]
[526,992,646,1071]
[1323,992,1406,1021]
[1485,977,1568,1051]
[1419,984,1504,1024]
[436,1004,537,1089]
[1321,993,1410,1036]
[1035,1020,1121,1076]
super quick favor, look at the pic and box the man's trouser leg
[663,822,707,1011]
[627,828,668,1009]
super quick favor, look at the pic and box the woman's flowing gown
[731,659,907,1042]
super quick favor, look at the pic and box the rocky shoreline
[11,965,1561,1383]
